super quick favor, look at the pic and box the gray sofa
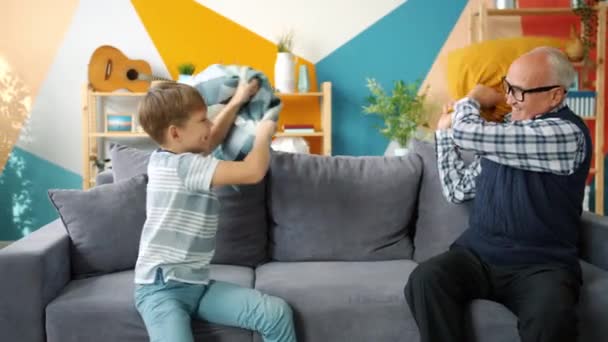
[1,139,607,342]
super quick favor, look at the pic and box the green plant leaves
[362,78,429,146]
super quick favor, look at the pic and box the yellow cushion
[446,36,565,121]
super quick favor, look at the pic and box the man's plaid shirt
[436,97,587,204]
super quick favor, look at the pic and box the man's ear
[552,88,566,105]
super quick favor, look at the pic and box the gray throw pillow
[110,144,269,266]
[48,174,148,278]
[268,151,423,262]
[110,143,151,182]
[409,139,473,262]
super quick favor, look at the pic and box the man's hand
[467,85,503,109]
[256,120,276,140]
[230,78,261,105]
[436,103,453,130]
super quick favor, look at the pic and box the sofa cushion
[268,152,422,261]
[409,139,473,262]
[577,261,608,342]
[46,266,255,342]
[254,260,419,342]
[110,144,269,267]
[48,175,147,278]
[110,143,151,181]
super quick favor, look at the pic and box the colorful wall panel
[3,0,602,240]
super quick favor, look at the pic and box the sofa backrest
[408,139,472,262]
[267,151,423,262]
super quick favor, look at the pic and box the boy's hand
[231,78,261,105]
[436,103,454,130]
[256,120,276,140]
[467,85,503,109]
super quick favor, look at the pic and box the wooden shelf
[82,82,333,189]
[91,91,146,97]
[276,91,323,97]
[91,90,325,98]
[486,8,576,16]
[482,5,604,17]
[275,131,324,137]
[90,132,149,138]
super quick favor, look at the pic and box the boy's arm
[211,120,275,186]
[209,78,260,151]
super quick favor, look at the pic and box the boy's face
[174,108,212,154]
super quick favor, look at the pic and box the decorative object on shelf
[362,78,430,156]
[495,0,517,9]
[297,65,310,93]
[88,45,171,92]
[283,124,314,134]
[569,72,580,91]
[177,62,196,84]
[572,0,600,63]
[565,90,596,118]
[106,114,133,132]
[271,136,310,154]
[274,30,296,93]
[565,24,585,62]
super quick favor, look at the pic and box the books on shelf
[566,90,596,118]
[282,124,315,133]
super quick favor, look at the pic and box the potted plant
[572,0,600,63]
[274,30,296,93]
[177,62,196,83]
[362,78,430,156]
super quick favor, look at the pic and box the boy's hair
[138,82,207,144]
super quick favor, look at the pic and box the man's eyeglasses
[501,77,563,102]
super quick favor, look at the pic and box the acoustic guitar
[88,45,172,92]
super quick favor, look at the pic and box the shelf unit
[81,82,332,189]
[470,1,607,215]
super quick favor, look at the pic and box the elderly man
[404,46,591,342]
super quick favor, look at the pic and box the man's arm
[436,129,482,204]
[452,97,585,175]
[209,78,260,150]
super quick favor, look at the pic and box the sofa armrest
[0,219,71,342]
[580,211,608,271]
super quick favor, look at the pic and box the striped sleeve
[177,153,220,192]
[451,98,585,175]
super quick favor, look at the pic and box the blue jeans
[135,270,296,342]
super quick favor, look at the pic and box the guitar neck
[139,74,173,82]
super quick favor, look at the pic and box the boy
[134,81,296,342]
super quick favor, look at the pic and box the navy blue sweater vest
[454,106,592,278]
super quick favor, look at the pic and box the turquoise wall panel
[316,0,467,155]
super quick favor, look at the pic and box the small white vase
[274,52,296,93]
[177,74,193,84]
[394,147,408,156]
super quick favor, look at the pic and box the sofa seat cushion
[467,261,608,342]
[254,260,420,342]
[46,266,254,342]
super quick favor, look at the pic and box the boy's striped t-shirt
[134,149,220,284]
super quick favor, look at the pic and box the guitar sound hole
[126,69,139,81]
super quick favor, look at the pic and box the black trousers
[404,247,580,342]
